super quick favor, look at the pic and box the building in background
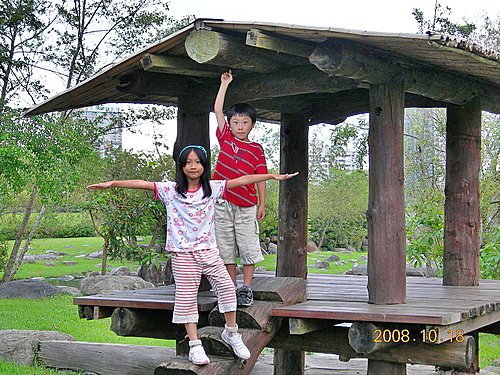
[81,106,123,156]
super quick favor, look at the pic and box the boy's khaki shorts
[215,199,265,265]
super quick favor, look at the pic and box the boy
[213,70,267,306]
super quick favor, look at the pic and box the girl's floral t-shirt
[154,180,226,252]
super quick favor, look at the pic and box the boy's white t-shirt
[154,180,226,252]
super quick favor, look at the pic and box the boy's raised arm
[86,180,155,191]
[214,71,232,132]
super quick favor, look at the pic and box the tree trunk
[2,189,37,283]
[11,205,46,277]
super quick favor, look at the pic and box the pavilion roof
[25,19,500,119]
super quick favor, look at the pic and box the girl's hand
[221,70,233,84]
[86,181,112,190]
[274,172,299,180]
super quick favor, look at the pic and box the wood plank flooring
[73,274,500,328]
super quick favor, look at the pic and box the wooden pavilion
[26,19,500,375]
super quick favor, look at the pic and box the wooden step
[208,301,282,330]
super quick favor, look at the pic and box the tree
[0,0,55,110]
[0,0,192,282]
[84,149,174,273]
[308,169,368,250]
[0,109,97,282]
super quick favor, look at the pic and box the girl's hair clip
[179,145,208,157]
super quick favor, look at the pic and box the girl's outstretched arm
[86,180,155,191]
[226,172,299,190]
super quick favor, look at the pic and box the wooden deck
[71,274,499,373]
[74,274,500,338]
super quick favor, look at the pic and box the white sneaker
[221,326,251,360]
[188,341,210,365]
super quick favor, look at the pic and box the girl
[87,145,297,366]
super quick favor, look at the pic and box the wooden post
[367,78,406,375]
[173,94,210,163]
[274,113,309,375]
[443,98,481,287]
[276,113,309,279]
[367,78,406,305]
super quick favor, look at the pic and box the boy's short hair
[225,103,257,124]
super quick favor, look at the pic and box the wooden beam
[140,54,221,77]
[309,41,500,113]
[443,98,481,286]
[184,30,306,73]
[110,308,181,340]
[268,325,476,369]
[245,29,315,57]
[289,318,334,335]
[116,71,197,97]
[425,309,500,344]
[367,77,406,304]
[348,322,399,354]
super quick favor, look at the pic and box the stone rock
[23,254,60,263]
[46,251,67,256]
[0,279,58,299]
[346,245,356,253]
[325,254,340,262]
[44,262,56,267]
[334,247,348,253]
[79,275,154,295]
[87,250,103,259]
[57,275,75,282]
[0,329,74,365]
[270,235,278,243]
[360,255,368,262]
[138,261,172,286]
[309,260,329,269]
[263,237,271,245]
[255,266,267,273]
[260,242,268,252]
[306,241,319,253]
[345,264,368,275]
[406,265,426,277]
[109,266,131,276]
[55,286,82,296]
[61,261,77,266]
[267,243,278,254]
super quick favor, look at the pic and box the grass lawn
[1,237,498,373]
[1,236,148,280]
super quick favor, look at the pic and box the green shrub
[0,212,95,239]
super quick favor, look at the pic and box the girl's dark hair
[175,147,212,198]
[226,103,257,124]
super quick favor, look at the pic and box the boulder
[109,266,131,276]
[255,266,267,273]
[0,329,74,365]
[309,260,329,269]
[22,254,60,263]
[55,286,82,296]
[79,275,154,295]
[306,241,319,253]
[86,250,103,259]
[0,279,58,299]
[138,261,173,286]
[267,243,278,254]
[325,254,340,262]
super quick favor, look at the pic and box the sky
[120,0,499,153]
